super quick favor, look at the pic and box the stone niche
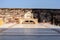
[0,8,38,24]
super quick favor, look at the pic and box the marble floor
[0,23,60,28]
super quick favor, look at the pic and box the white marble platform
[0,23,60,28]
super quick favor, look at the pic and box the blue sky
[0,0,60,9]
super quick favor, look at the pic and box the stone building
[0,8,60,26]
